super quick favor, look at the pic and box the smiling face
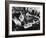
[19,14,24,22]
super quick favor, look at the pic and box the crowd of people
[12,7,40,31]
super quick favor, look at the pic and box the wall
[0,0,46,38]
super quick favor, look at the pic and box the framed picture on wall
[5,1,45,37]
